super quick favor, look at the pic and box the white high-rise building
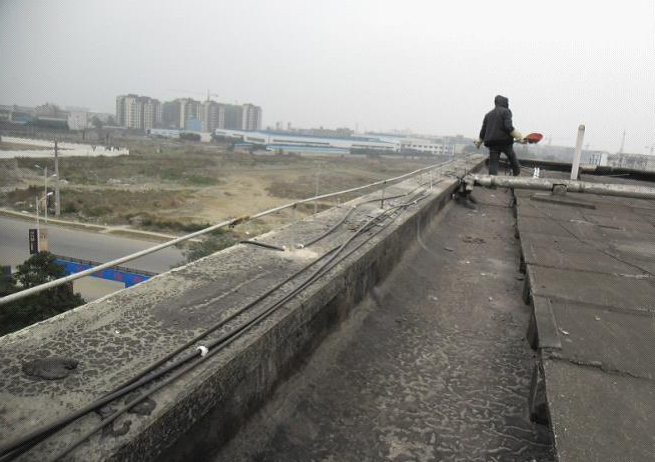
[116,94,160,130]
[124,95,140,129]
[241,104,262,131]
[115,95,126,126]
[200,101,225,132]
[142,98,161,130]
[179,98,201,129]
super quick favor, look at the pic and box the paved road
[218,188,554,462]
[0,216,184,273]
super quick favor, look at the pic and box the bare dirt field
[0,138,444,238]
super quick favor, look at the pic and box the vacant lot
[0,138,442,237]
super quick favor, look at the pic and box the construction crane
[619,129,626,154]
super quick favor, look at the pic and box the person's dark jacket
[479,95,515,148]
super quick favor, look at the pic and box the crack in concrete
[525,261,653,279]
[536,292,655,318]
[545,352,655,382]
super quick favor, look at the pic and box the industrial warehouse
[215,128,463,155]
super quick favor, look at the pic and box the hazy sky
[1,0,654,152]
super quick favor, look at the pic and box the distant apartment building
[117,94,262,131]
[162,100,181,129]
[179,98,201,130]
[124,95,140,129]
[223,104,243,130]
[199,100,225,132]
[143,98,162,130]
[115,96,126,126]
[241,103,262,131]
[116,94,161,130]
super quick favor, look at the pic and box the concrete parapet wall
[0,155,484,461]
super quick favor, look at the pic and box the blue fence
[54,257,155,288]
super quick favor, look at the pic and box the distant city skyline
[1,0,654,153]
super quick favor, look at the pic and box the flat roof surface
[217,186,554,461]
[516,173,655,461]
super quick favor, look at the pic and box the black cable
[5,189,429,462]
[303,206,357,247]
[303,179,434,248]
[239,240,286,251]
[6,185,427,460]
[44,191,428,462]
[0,248,341,460]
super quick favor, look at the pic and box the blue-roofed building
[215,129,397,154]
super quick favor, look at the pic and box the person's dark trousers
[488,144,521,176]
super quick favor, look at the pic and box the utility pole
[54,139,60,216]
[619,130,626,154]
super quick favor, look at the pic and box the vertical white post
[44,166,49,226]
[35,197,40,251]
[314,168,320,214]
[571,124,585,180]
[54,140,60,216]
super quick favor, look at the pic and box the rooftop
[1,156,655,461]
[515,172,655,461]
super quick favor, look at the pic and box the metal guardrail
[0,158,459,306]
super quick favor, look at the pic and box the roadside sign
[39,229,49,252]
[29,229,38,254]
[0,266,10,282]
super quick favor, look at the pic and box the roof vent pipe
[571,125,585,180]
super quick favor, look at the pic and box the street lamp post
[34,191,53,252]
[34,164,57,223]
[35,196,40,236]
[54,139,60,216]
[43,191,53,224]
[35,164,47,201]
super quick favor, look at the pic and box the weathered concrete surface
[0,155,484,461]
[215,188,554,461]
[517,173,655,461]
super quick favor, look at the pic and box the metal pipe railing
[466,174,655,200]
[0,158,461,306]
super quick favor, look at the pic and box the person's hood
[494,95,509,108]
